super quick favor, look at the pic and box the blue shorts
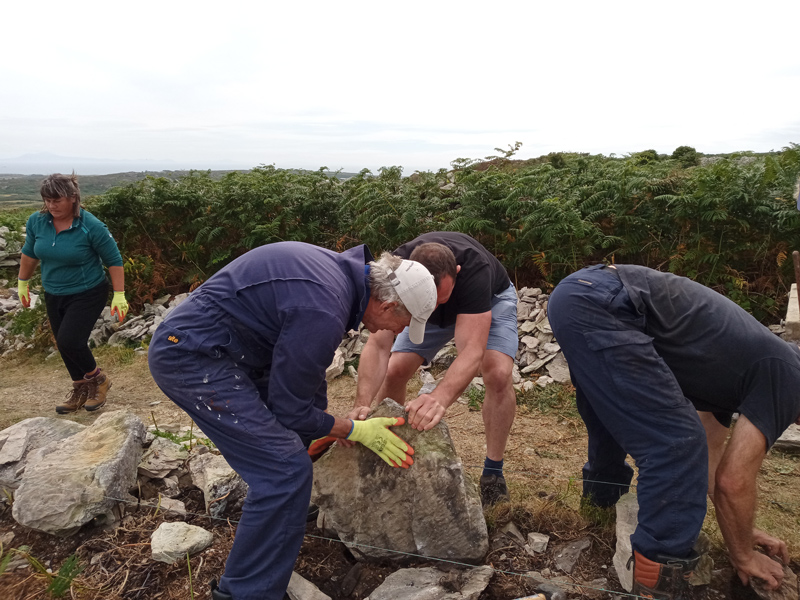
[392,282,518,364]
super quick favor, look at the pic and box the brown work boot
[631,550,699,600]
[56,380,89,414]
[84,370,112,411]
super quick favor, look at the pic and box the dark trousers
[148,322,312,600]
[548,265,707,560]
[45,281,108,381]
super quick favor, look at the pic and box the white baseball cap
[388,259,437,344]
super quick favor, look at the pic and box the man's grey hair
[368,252,412,317]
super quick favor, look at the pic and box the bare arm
[697,411,729,499]
[350,329,395,416]
[108,265,125,292]
[18,254,39,281]
[406,311,491,430]
[712,414,787,589]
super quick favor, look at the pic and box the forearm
[429,347,483,408]
[713,477,758,564]
[18,254,39,281]
[354,331,393,408]
[698,411,729,501]
[108,266,125,292]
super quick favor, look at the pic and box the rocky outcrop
[12,411,146,536]
[311,398,488,565]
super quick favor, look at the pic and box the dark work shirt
[616,264,800,448]
[394,232,511,329]
[163,242,373,441]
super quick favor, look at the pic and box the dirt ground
[0,349,798,599]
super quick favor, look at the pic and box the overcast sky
[2,0,799,174]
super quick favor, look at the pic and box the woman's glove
[347,417,414,468]
[17,280,30,308]
[110,291,128,322]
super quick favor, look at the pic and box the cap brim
[408,317,427,345]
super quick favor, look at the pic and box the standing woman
[16,173,128,414]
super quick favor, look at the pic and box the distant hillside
[0,169,358,208]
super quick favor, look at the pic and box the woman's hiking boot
[56,380,89,414]
[84,370,111,411]
[631,550,699,600]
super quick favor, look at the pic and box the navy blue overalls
[548,265,707,560]
[149,242,372,600]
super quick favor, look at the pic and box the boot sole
[55,406,81,414]
[85,380,111,412]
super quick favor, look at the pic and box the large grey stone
[150,521,213,564]
[12,411,145,535]
[312,398,488,564]
[0,417,85,491]
[366,566,494,600]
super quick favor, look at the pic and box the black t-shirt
[616,264,800,448]
[394,232,511,329]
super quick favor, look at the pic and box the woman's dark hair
[39,173,81,218]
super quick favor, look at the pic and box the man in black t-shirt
[548,264,800,598]
[348,232,519,505]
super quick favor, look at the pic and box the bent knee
[481,357,514,390]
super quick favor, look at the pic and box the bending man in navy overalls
[149,242,437,600]
[549,264,800,599]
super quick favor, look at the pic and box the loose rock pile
[0,225,22,269]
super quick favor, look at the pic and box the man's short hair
[408,242,457,287]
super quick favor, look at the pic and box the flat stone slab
[774,424,800,453]
[366,566,494,600]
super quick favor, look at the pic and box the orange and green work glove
[346,417,414,469]
[110,291,128,322]
[308,436,337,462]
[17,279,30,308]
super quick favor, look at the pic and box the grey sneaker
[56,380,89,414]
[480,474,510,506]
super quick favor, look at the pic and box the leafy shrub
[671,145,700,167]
[85,145,800,323]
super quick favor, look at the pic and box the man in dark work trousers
[548,264,800,599]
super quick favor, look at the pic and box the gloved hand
[347,417,414,468]
[308,436,337,462]
[110,291,128,322]
[17,279,30,308]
